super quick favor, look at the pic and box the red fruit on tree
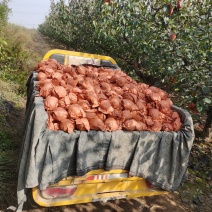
[168,3,173,16]
[188,102,196,110]
[104,0,112,5]
[188,102,198,113]
[176,0,183,9]
[169,33,177,42]
[134,63,138,68]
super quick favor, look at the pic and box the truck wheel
[24,188,41,210]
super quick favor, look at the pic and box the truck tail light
[41,186,77,199]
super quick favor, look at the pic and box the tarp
[16,72,194,210]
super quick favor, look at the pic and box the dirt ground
[22,193,189,212]
[0,31,211,212]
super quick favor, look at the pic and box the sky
[8,0,52,29]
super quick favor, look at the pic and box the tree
[0,0,10,24]
[0,0,10,69]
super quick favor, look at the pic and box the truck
[16,49,194,210]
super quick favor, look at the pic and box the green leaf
[203,98,211,104]
[92,20,97,27]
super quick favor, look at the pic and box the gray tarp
[17,72,195,209]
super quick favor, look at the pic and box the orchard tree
[39,0,211,137]
[0,0,10,24]
[0,0,10,71]
[95,0,211,137]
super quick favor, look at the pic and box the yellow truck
[17,49,194,210]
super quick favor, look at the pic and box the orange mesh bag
[162,123,173,131]
[59,119,75,134]
[172,118,182,131]
[150,121,163,132]
[76,66,86,75]
[136,121,147,131]
[39,82,54,98]
[131,111,144,122]
[68,104,86,119]
[98,72,109,82]
[123,99,139,111]
[110,85,124,96]
[109,96,123,109]
[158,99,173,114]
[136,99,147,115]
[145,89,161,103]
[96,112,107,121]
[85,91,99,108]
[98,93,108,101]
[58,96,71,109]
[98,100,114,114]
[109,109,122,120]
[149,86,168,100]
[77,100,91,111]
[85,66,99,78]
[52,86,67,99]
[101,82,111,93]
[105,117,120,131]
[122,83,138,95]
[137,83,149,92]
[53,122,60,131]
[122,92,137,103]
[121,110,132,122]
[52,72,63,80]
[144,116,154,127]
[122,119,138,131]
[52,107,68,121]
[63,65,77,77]
[80,79,96,92]
[51,78,60,86]
[37,72,47,81]
[44,96,59,111]
[76,118,90,131]
[68,92,78,104]
[88,117,106,131]
[149,109,164,121]
[85,111,97,119]
[115,76,128,87]
[44,67,54,78]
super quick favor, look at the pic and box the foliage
[0,0,10,71]
[39,0,211,128]
[0,33,31,94]
[0,0,10,24]
[0,0,33,95]
[39,0,97,51]
[0,130,13,151]
[0,98,14,151]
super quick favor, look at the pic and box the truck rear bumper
[32,169,167,207]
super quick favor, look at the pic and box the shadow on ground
[22,193,187,212]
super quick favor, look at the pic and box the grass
[0,84,24,210]
[0,79,26,107]
[0,23,48,210]
[0,23,42,95]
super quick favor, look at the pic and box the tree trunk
[203,106,212,140]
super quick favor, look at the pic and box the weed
[0,130,14,151]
